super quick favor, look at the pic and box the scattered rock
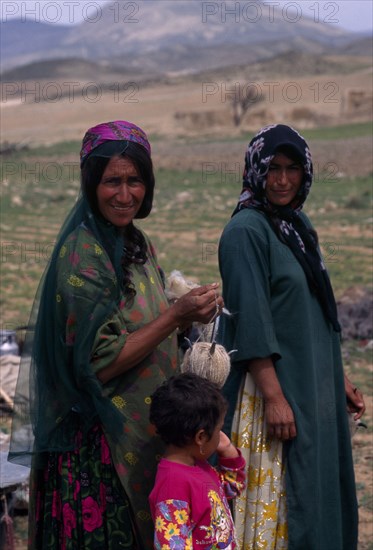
[337,287,373,340]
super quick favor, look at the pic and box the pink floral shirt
[149,452,245,549]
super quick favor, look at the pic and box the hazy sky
[1,0,372,33]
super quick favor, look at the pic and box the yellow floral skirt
[231,373,288,549]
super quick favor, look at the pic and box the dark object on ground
[337,287,373,340]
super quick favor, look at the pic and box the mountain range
[1,0,371,77]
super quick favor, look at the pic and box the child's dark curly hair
[149,372,227,447]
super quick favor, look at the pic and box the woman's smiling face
[265,152,303,206]
[96,155,146,227]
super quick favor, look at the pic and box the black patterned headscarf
[233,124,341,332]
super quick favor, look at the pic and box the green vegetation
[23,140,82,157]
[301,122,373,141]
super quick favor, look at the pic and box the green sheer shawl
[9,196,130,464]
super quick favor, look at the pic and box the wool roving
[165,270,199,302]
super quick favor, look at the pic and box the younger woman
[218,124,365,549]
[149,372,246,549]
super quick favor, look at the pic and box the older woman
[10,121,223,549]
[218,124,365,549]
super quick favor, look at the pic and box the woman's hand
[216,431,239,458]
[170,283,224,328]
[344,374,365,420]
[264,395,297,441]
[96,283,223,384]
[248,357,297,441]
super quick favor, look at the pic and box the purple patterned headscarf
[80,120,151,166]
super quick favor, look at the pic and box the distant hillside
[0,20,69,71]
[1,0,369,76]
[193,50,372,82]
[339,36,373,56]
[3,47,370,86]
[1,58,145,81]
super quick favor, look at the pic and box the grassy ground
[1,128,372,548]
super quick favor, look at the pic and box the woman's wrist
[248,357,285,403]
[166,301,184,330]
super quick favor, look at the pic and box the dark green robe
[218,208,358,550]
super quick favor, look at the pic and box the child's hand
[216,431,239,459]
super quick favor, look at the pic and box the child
[149,372,245,549]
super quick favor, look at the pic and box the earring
[199,445,205,456]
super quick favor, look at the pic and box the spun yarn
[166,269,231,388]
[180,341,231,389]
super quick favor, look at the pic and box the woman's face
[96,155,146,227]
[265,152,303,206]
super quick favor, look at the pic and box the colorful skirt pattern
[28,424,138,549]
[230,373,288,549]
